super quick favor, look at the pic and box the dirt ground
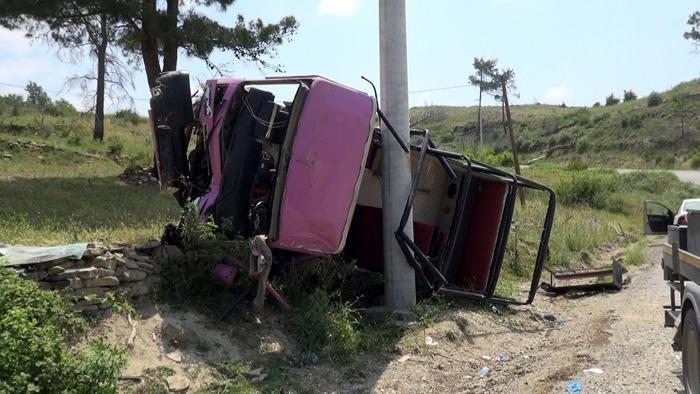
[101,240,684,393]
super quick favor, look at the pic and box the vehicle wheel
[683,308,700,394]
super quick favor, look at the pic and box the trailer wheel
[683,308,700,394]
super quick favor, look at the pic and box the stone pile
[14,240,162,313]
[120,165,158,185]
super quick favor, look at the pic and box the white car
[675,198,700,225]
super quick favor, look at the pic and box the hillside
[410,79,700,168]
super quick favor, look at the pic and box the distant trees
[25,81,52,110]
[623,90,637,102]
[1,1,299,140]
[647,91,663,107]
[468,57,498,146]
[671,92,690,137]
[605,94,620,106]
[592,102,601,107]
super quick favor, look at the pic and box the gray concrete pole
[379,0,416,309]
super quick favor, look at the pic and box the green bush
[114,109,142,125]
[439,133,455,144]
[556,171,615,210]
[605,93,620,106]
[565,159,588,171]
[0,268,126,393]
[647,91,663,107]
[621,113,643,129]
[107,138,124,156]
[623,90,637,102]
[288,289,359,358]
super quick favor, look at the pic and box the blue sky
[1,0,699,114]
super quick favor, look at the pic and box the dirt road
[618,168,700,186]
[373,243,684,393]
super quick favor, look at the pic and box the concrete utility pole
[379,0,416,309]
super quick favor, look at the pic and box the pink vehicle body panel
[197,76,374,254]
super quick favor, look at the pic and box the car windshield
[684,200,700,211]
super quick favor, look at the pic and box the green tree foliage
[605,93,620,106]
[647,91,663,107]
[114,0,299,88]
[623,89,637,102]
[684,11,700,47]
[24,81,52,110]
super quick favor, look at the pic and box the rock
[18,270,47,281]
[94,268,116,277]
[93,256,117,270]
[123,280,153,298]
[135,239,161,253]
[250,374,267,383]
[65,287,108,298]
[247,367,264,377]
[82,276,120,287]
[135,261,155,271]
[118,269,146,282]
[166,351,183,363]
[53,267,98,280]
[77,296,106,306]
[166,375,190,392]
[47,266,65,276]
[161,321,206,349]
[49,280,70,290]
[124,259,141,270]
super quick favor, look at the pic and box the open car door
[644,200,674,235]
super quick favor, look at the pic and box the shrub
[0,268,126,393]
[605,93,620,106]
[576,139,590,153]
[114,109,142,125]
[647,91,663,107]
[692,151,700,169]
[623,90,637,102]
[566,159,588,171]
[439,133,455,144]
[107,138,124,157]
[288,289,359,358]
[52,99,78,117]
[621,113,643,129]
[592,102,601,107]
[556,172,615,210]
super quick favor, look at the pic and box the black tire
[683,308,700,394]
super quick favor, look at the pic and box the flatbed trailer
[645,201,700,392]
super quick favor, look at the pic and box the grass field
[0,112,180,245]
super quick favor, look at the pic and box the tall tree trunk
[477,74,483,147]
[501,78,525,205]
[93,13,108,142]
[162,0,179,72]
[141,0,161,89]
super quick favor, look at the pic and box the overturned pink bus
[149,72,555,305]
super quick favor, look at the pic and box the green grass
[411,78,700,168]
[0,109,180,245]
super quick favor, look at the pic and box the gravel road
[372,242,685,393]
[618,168,700,186]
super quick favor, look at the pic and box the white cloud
[317,0,359,16]
[542,83,572,103]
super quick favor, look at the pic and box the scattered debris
[398,355,411,363]
[541,259,626,294]
[583,367,604,375]
[166,351,183,363]
[495,353,509,363]
[425,336,439,347]
[120,165,158,185]
[480,355,491,361]
[247,367,264,377]
[127,314,137,348]
[166,375,191,392]
[478,366,491,378]
[565,380,583,393]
